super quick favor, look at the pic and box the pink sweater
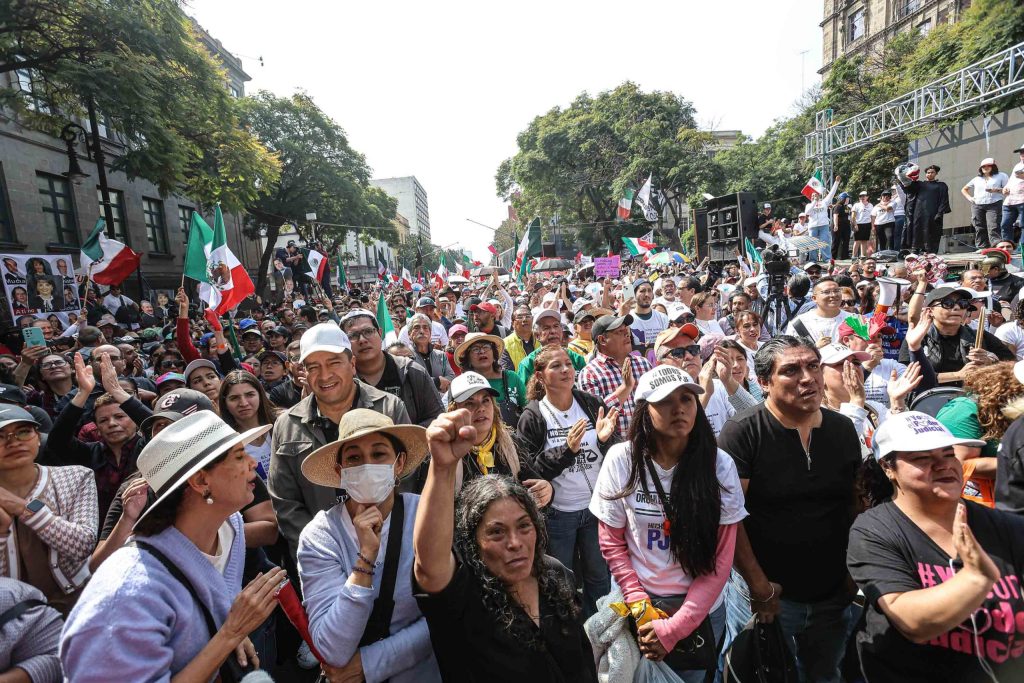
[598,520,738,651]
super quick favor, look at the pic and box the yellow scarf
[473,426,498,474]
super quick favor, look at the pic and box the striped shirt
[577,352,653,440]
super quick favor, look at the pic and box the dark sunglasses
[841,299,857,306]
[931,297,970,310]
[666,345,700,359]
[160,359,185,369]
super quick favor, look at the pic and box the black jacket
[516,388,620,481]
[898,324,1014,376]
[391,355,444,427]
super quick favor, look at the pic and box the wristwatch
[23,499,45,516]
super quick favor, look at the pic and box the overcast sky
[187,0,823,261]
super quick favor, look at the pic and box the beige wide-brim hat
[300,409,428,488]
[454,332,505,368]
[134,411,272,529]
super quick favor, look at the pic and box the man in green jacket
[516,309,586,386]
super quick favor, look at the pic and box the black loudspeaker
[706,192,758,243]
[692,209,710,262]
[541,242,557,257]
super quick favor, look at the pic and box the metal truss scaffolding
[806,40,1024,165]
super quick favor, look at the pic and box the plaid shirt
[577,352,652,440]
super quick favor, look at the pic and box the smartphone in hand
[22,326,45,348]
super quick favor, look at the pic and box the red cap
[470,302,498,315]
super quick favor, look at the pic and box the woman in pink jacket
[590,365,747,682]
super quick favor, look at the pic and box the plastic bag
[634,658,684,683]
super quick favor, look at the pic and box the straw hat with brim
[134,411,271,529]
[454,333,505,367]
[301,409,428,489]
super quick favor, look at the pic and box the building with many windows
[370,176,431,243]
[0,19,260,305]
[819,0,971,78]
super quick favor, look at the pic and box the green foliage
[496,82,720,255]
[0,0,280,213]
[237,91,396,294]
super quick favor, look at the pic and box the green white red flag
[617,188,635,220]
[802,170,825,200]
[622,233,656,256]
[79,218,141,285]
[303,248,327,280]
[183,205,254,314]
[375,291,398,347]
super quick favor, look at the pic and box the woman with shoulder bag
[590,365,748,682]
[517,344,619,617]
[60,411,285,682]
[297,409,440,682]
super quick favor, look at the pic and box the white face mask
[339,463,396,504]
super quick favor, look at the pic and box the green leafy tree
[0,0,280,212]
[238,91,397,295]
[497,82,721,255]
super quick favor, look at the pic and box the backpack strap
[359,493,405,647]
[0,599,45,629]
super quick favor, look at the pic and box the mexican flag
[744,237,763,265]
[400,267,413,291]
[461,252,473,278]
[622,234,656,257]
[514,217,542,283]
[336,254,347,288]
[303,248,327,281]
[617,188,635,220]
[802,170,826,200]
[375,291,398,347]
[436,252,450,283]
[183,205,254,314]
[79,218,141,286]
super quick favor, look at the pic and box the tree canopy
[237,91,397,294]
[0,0,280,213]
[496,82,721,255]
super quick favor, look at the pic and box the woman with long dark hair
[849,411,1024,681]
[413,407,596,682]
[590,365,746,681]
[218,370,279,481]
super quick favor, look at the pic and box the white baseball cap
[449,371,499,403]
[299,322,352,362]
[819,343,871,366]
[980,157,995,166]
[873,411,984,461]
[533,308,561,325]
[635,365,705,403]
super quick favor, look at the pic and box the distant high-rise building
[370,176,430,243]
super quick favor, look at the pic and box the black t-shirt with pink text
[848,500,1024,682]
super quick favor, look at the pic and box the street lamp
[60,123,90,185]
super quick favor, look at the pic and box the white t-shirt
[870,203,895,225]
[630,310,669,350]
[996,322,1024,360]
[201,521,236,575]
[245,438,272,479]
[965,173,1009,205]
[704,379,737,436]
[539,397,603,512]
[852,202,874,224]
[864,358,906,407]
[589,443,747,598]
[785,310,853,344]
[694,318,725,337]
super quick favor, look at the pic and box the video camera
[761,245,790,298]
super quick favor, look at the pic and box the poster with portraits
[1,253,81,330]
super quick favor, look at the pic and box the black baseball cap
[139,388,215,436]
[592,314,634,339]
[0,384,27,406]
[925,286,974,306]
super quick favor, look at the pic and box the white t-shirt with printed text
[539,397,604,512]
[589,443,747,598]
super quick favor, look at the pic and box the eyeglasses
[347,328,378,341]
[665,345,700,359]
[40,359,68,370]
[841,300,857,306]
[0,427,36,445]
[160,359,184,369]
[931,298,971,310]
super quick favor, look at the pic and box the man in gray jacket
[268,323,410,557]
[340,309,443,427]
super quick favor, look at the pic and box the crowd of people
[4,156,1024,683]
